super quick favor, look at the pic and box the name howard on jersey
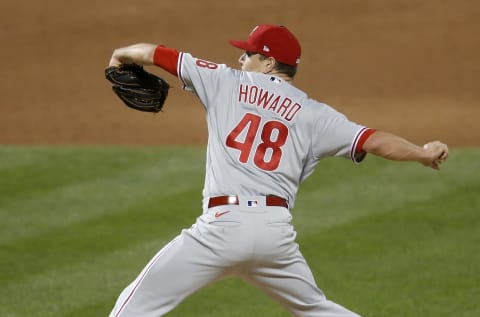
[238,84,302,122]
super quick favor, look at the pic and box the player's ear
[265,57,276,72]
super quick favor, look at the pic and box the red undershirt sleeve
[351,128,376,163]
[355,128,376,153]
[153,45,180,77]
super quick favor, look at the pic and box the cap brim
[229,40,256,52]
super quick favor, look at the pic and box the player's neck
[267,70,293,84]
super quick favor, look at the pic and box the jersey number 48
[226,113,288,171]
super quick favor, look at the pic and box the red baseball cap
[229,24,301,66]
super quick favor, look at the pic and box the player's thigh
[245,254,360,317]
[111,229,225,317]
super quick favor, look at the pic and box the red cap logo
[229,25,301,66]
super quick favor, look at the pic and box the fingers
[432,159,442,170]
[423,141,449,170]
[439,148,448,160]
[109,49,129,67]
[109,58,121,68]
[109,47,133,67]
[108,53,121,68]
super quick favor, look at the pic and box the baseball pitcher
[106,24,448,317]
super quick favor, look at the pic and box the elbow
[361,131,384,155]
[361,131,397,159]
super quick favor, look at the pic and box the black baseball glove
[105,63,170,113]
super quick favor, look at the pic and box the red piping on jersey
[113,236,181,317]
[153,45,180,76]
[351,128,376,163]
[355,128,376,153]
[177,52,187,88]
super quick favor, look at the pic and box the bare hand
[421,141,449,170]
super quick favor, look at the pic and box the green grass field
[1,146,479,317]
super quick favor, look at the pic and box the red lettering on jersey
[257,89,274,109]
[285,103,302,121]
[268,96,281,111]
[249,86,259,104]
[237,84,302,122]
[196,59,218,69]
[254,120,288,170]
[226,113,261,163]
[239,84,248,103]
[226,113,289,171]
[277,97,292,117]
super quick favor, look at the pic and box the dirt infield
[1,0,479,146]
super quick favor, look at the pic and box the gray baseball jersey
[109,51,370,317]
[178,53,368,210]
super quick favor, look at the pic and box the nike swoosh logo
[215,211,231,218]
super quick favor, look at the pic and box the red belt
[208,195,288,208]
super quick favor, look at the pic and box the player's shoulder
[238,72,345,114]
[291,88,341,113]
[293,96,350,131]
[310,99,347,119]
[181,52,237,74]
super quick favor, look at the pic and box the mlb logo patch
[247,200,258,207]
